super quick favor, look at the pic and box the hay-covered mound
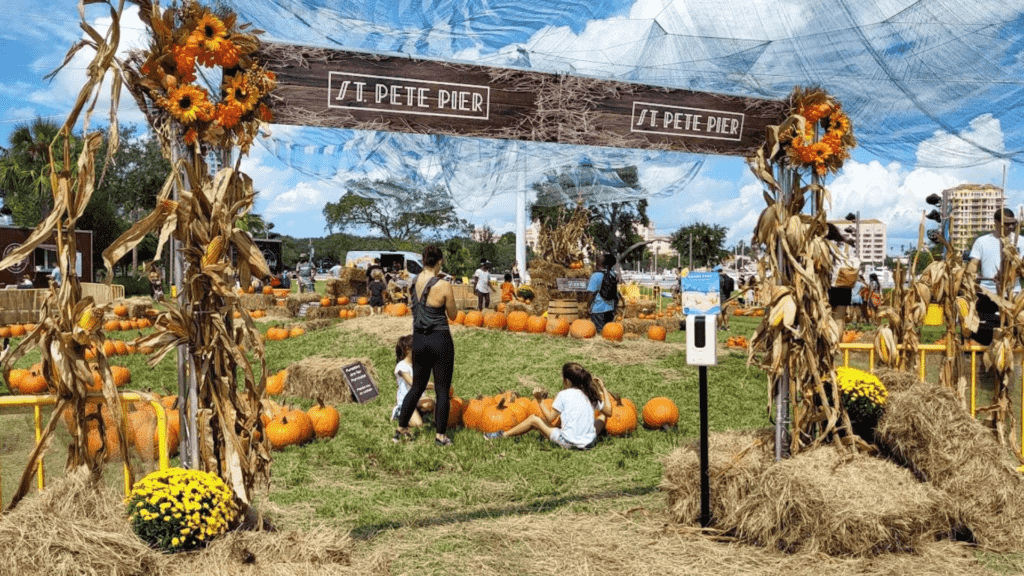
[239,293,274,310]
[662,429,774,526]
[0,469,163,575]
[875,368,920,394]
[663,434,950,556]
[285,356,378,404]
[283,292,325,316]
[875,380,1024,550]
[0,469,359,576]
[729,447,949,555]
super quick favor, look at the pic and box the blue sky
[1,0,1021,255]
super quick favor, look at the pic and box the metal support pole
[699,365,711,527]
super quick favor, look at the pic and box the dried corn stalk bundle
[98,0,277,502]
[534,200,595,267]
[746,87,863,454]
[0,1,135,512]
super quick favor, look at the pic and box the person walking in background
[368,269,387,314]
[295,253,315,294]
[718,269,734,330]
[147,263,164,301]
[967,208,1024,345]
[329,259,343,279]
[586,253,619,333]
[394,245,458,447]
[472,259,492,311]
[50,265,61,289]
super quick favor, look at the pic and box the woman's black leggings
[398,330,454,435]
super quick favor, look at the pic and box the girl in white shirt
[484,363,613,450]
[392,335,424,426]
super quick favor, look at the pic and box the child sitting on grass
[484,362,613,450]
[391,334,448,431]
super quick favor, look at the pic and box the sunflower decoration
[131,1,275,153]
[780,87,856,177]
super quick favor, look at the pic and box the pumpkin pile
[0,323,36,338]
[264,325,305,341]
[59,394,182,461]
[841,329,864,343]
[264,398,340,450]
[726,335,749,349]
[7,362,133,394]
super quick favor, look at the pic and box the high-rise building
[942,184,1004,253]
[829,218,887,264]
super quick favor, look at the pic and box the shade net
[219,0,1024,210]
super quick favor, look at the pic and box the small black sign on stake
[342,361,380,404]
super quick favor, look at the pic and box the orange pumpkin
[506,311,529,332]
[262,285,275,295]
[265,415,303,450]
[452,310,466,325]
[113,304,129,318]
[601,322,624,342]
[357,297,369,306]
[461,395,493,431]
[285,407,315,444]
[18,367,48,394]
[320,297,332,307]
[485,312,508,330]
[0,326,10,338]
[448,396,464,428]
[464,310,484,327]
[113,340,128,356]
[642,397,679,429]
[546,317,570,337]
[102,340,117,357]
[10,324,26,337]
[111,365,131,387]
[390,303,409,317]
[604,396,637,436]
[266,370,287,395]
[337,296,350,305]
[476,398,519,433]
[648,325,667,341]
[307,398,340,439]
[289,326,305,338]
[526,315,547,333]
[119,320,132,331]
[569,319,597,339]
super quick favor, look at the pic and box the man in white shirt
[967,208,1024,345]
[329,260,343,279]
[471,259,492,310]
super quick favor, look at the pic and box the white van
[344,250,424,275]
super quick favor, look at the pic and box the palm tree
[0,117,65,225]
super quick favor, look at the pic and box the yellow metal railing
[838,342,1024,455]
[0,392,169,503]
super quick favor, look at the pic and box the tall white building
[829,218,887,264]
[942,183,1004,253]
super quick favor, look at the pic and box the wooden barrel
[548,299,579,322]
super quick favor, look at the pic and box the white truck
[344,250,424,275]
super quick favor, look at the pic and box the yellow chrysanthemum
[223,73,260,112]
[165,85,212,124]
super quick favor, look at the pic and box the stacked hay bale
[284,292,323,317]
[527,258,590,318]
[875,380,1024,550]
[662,432,949,555]
[238,292,274,312]
[334,267,365,298]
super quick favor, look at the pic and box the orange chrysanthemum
[213,40,240,68]
[171,43,198,83]
[165,85,212,124]
[184,128,198,145]
[215,102,244,129]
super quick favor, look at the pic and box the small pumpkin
[262,285,275,295]
[289,326,305,338]
[601,321,624,342]
[526,315,547,333]
[337,296,350,305]
[10,324,27,337]
[451,310,466,325]
[476,398,519,433]
[546,317,570,337]
[265,415,303,450]
[320,297,332,307]
[484,312,508,330]
[642,397,679,429]
[266,370,287,395]
[464,310,484,327]
[307,398,340,439]
[604,395,637,436]
[506,311,529,332]
[357,296,369,306]
[113,304,129,318]
[647,325,667,341]
[569,319,597,339]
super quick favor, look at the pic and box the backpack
[599,270,618,302]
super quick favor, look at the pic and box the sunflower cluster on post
[103,0,276,503]
[0,1,135,512]
[747,87,864,454]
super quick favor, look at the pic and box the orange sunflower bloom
[223,73,260,112]
[191,12,230,66]
[826,111,851,137]
[165,85,212,124]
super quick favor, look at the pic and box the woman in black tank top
[394,245,458,446]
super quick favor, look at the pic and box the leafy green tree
[0,117,74,225]
[529,164,649,266]
[670,222,729,269]
[323,179,472,248]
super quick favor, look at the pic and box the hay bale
[263,306,292,319]
[307,305,340,320]
[622,319,654,334]
[285,356,378,404]
[0,469,166,575]
[875,381,1024,550]
[875,368,920,394]
[354,305,371,317]
[302,319,334,332]
[730,447,949,555]
[187,525,352,572]
[661,429,774,526]
[239,293,274,310]
[125,296,154,318]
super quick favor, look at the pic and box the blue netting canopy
[218,0,1024,210]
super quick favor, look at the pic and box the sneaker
[435,436,453,447]
[483,431,504,441]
